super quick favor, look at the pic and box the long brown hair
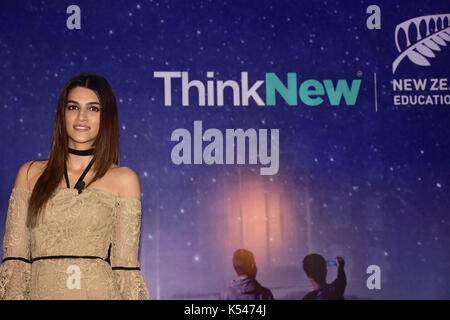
[27,73,120,228]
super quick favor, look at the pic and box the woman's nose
[77,108,88,121]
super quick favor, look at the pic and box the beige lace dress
[0,187,150,299]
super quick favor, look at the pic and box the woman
[0,73,150,299]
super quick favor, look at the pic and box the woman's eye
[66,105,99,111]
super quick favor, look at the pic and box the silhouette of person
[302,254,346,300]
[222,248,274,300]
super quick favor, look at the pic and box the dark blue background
[1,0,449,299]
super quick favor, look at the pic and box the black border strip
[112,266,141,271]
[2,257,32,264]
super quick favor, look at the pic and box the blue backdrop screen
[1,0,449,299]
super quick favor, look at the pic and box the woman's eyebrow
[67,100,101,105]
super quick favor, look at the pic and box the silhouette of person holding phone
[302,254,346,300]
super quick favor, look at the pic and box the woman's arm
[110,167,150,299]
[0,162,34,299]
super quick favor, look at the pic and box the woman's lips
[74,125,90,131]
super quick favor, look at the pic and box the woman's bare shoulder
[14,160,48,190]
[110,165,137,176]
[108,166,141,200]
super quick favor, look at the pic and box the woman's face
[65,86,101,149]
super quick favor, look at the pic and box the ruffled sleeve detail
[0,188,32,300]
[111,197,150,300]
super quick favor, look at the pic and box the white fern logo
[392,14,450,74]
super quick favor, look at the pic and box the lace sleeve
[111,197,150,300]
[0,188,32,300]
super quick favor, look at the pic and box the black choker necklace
[68,148,94,156]
[65,148,95,194]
